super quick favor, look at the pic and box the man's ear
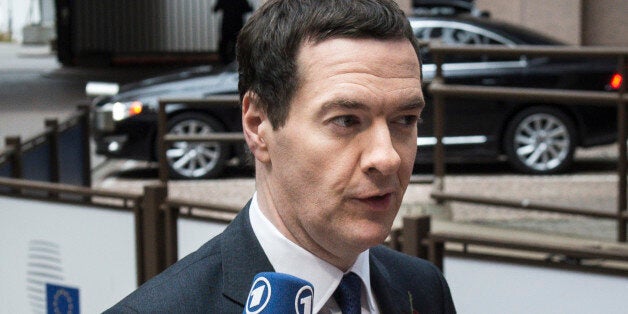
[242,91,271,163]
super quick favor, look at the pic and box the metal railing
[428,44,628,242]
[148,45,628,282]
[0,177,147,284]
[0,105,92,189]
[401,216,628,277]
[137,184,241,271]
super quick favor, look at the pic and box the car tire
[165,112,230,179]
[504,106,577,174]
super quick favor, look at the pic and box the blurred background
[1,1,627,313]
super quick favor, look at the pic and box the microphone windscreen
[243,272,314,314]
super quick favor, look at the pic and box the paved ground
[0,43,79,146]
[0,42,190,150]
[92,142,622,243]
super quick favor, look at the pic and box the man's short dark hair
[237,0,421,129]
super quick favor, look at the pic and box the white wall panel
[0,196,136,313]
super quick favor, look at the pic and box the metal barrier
[0,177,146,284]
[428,44,628,242]
[0,105,92,188]
[403,216,628,277]
[138,184,242,270]
[141,45,628,281]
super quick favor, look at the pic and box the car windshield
[467,17,564,45]
[118,63,238,93]
[411,15,565,64]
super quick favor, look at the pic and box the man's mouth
[357,193,393,211]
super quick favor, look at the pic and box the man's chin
[352,225,393,250]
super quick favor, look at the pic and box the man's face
[259,37,423,266]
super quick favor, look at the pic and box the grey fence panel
[58,123,87,187]
[0,160,10,178]
[0,160,11,193]
[22,142,51,182]
[21,142,52,197]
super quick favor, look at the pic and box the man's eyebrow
[398,99,425,112]
[320,98,425,113]
[317,98,425,120]
[319,99,369,115]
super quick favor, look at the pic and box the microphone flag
[244,272,314,314]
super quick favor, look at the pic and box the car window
[415,26,505,45]
[412,20,518,64]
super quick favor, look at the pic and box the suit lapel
[370,253,413,314]
[218,204,415,312]
[221,202,275,306]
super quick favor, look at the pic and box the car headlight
[104,101,144,121]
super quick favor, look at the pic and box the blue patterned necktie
[333,272,362,314]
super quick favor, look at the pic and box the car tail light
[129,101,143,115]
[609,73,623,90]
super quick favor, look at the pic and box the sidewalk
[92,158,623,244]
[0,42,58,71]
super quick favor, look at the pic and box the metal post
[618,55,627,242]
[433,52,446,196]
[158,101,169,183]
[402,216,431,259]
[141,184,168,282]
[45,119,60,199]
[428,239,445,272]
[388,228,402,251]
[133,197,146,286]
[5,137,22,195]
[77,104,92,188]
[164,203,179,267]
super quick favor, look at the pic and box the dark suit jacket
[105,204,456,313]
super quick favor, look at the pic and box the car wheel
[504,107,577,174]
[165,112,230,179]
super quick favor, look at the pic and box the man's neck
[254,180,360,271]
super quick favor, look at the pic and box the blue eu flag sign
[46,284,80,314]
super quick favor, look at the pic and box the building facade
[476,0,628,46]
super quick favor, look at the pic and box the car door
[411,19,528,161]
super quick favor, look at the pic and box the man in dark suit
[106,0,456,313]
[213,0,252,64]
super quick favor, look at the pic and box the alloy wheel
[512,113,571,172]
[166,119,222,179]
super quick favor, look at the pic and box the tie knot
[334,272,362,314]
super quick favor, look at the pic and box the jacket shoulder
[370,245,456,313]
[104,234,230,313]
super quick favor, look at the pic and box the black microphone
[243,272,314,314]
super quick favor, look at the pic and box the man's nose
[360,123,401,176]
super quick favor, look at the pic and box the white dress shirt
[249,193,381,314]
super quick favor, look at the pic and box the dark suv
[89,12,622,179]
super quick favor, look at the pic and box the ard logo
[294,286,313,314]
[245,274,313,314]
[245,277,271,314]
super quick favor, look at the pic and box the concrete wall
[475,0,628,46]
[475,0,582,44]
[582,0,628,46]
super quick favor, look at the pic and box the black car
[89,14,622,179]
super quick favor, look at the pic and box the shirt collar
[249,193,378,313]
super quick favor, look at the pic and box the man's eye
[332,115,360,127]
[395,115,421,126]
